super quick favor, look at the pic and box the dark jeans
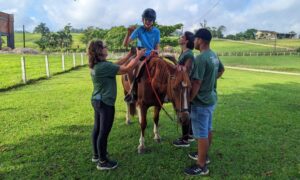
[91,100,115,161]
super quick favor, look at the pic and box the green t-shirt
[191,49,223,106]
[178,49,194,77]
[91,61,120,106]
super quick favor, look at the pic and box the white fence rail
[20,53,87,84]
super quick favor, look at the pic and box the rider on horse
[123,8,161,103]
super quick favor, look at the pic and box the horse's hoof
[154,138,161,143]
[137,147,145,154]
[125,120,132,125]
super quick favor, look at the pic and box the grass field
[248,39,300,49]
[211,39,289,52]
[221,56,300,73]
[0,66,299,179]
[0,53,87,90]
[5,33,85,50]
[4,32,300,53]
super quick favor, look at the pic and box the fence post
[81,53,84,65]
[45,55,50,78]
[73,53,76,67]
[21,56,27,83]
[62,53,65,71]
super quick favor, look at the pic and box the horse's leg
[125,103,132,125]
[137,105,147,154]
[153,106,161,143]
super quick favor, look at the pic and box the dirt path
[223,39,294,50]
[226,66,300,76]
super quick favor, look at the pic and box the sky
[1,0,300,36]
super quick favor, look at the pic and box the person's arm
[123,26,136,47]
[115,51,133,65]
[184,58,193,74]
[217,59,225,79]
[117,48,145,75]
[190,79,202,102]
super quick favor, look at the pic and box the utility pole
[274,33,277,52]
[23,25,25,48]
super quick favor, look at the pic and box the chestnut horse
[121,56,191,153]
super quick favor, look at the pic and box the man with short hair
[184,28,224,176]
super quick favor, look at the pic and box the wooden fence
[20,53,87,84]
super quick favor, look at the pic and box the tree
[80,26,108,45]
[217,25,226,38]
[57,24,73,50]
[157,23,183,37]
[33,23,50,35]
[104,26,127,50]
[160,37,178,48]
[244,29,257,39]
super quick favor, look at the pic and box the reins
[143,56,176,122]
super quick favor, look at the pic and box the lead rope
[144,57,176,122]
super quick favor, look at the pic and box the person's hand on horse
[150,50,159,57]
[176,65,186,72]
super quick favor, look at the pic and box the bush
[296,47,300,52]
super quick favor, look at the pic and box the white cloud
[1,0,300,35]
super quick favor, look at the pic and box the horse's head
[167,67,191,124]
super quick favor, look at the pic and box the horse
[121,55,191,153]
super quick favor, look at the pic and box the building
[255,30,297,40]
[0,11,15,49]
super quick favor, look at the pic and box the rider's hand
[128,26,136,33]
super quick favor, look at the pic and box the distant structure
[255,30,297,40]
[0,11,15,49]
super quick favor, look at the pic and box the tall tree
[33,23,50,35]
[157,23,183,37]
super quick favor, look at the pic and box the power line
[199,0,221,21]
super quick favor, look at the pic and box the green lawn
[4,33,85,50]
[6,33,300,53]
[211,39,287,52]
[0,53,87,90]
[248,39,300,49]
[221,56,300,73]
[0,67,299,179]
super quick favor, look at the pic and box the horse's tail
[129,102,136,116]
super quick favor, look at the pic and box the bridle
[167,73,190,113]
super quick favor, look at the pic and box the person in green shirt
[164,31,195,147]
[184,29,225,176]
[88,40,145,170]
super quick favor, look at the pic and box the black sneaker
[97,160,118,170]
[92,156,99,162]
[188,152,211,164]
[187,135,195,142]
[172,138,190,147]
[184,164,209,176]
